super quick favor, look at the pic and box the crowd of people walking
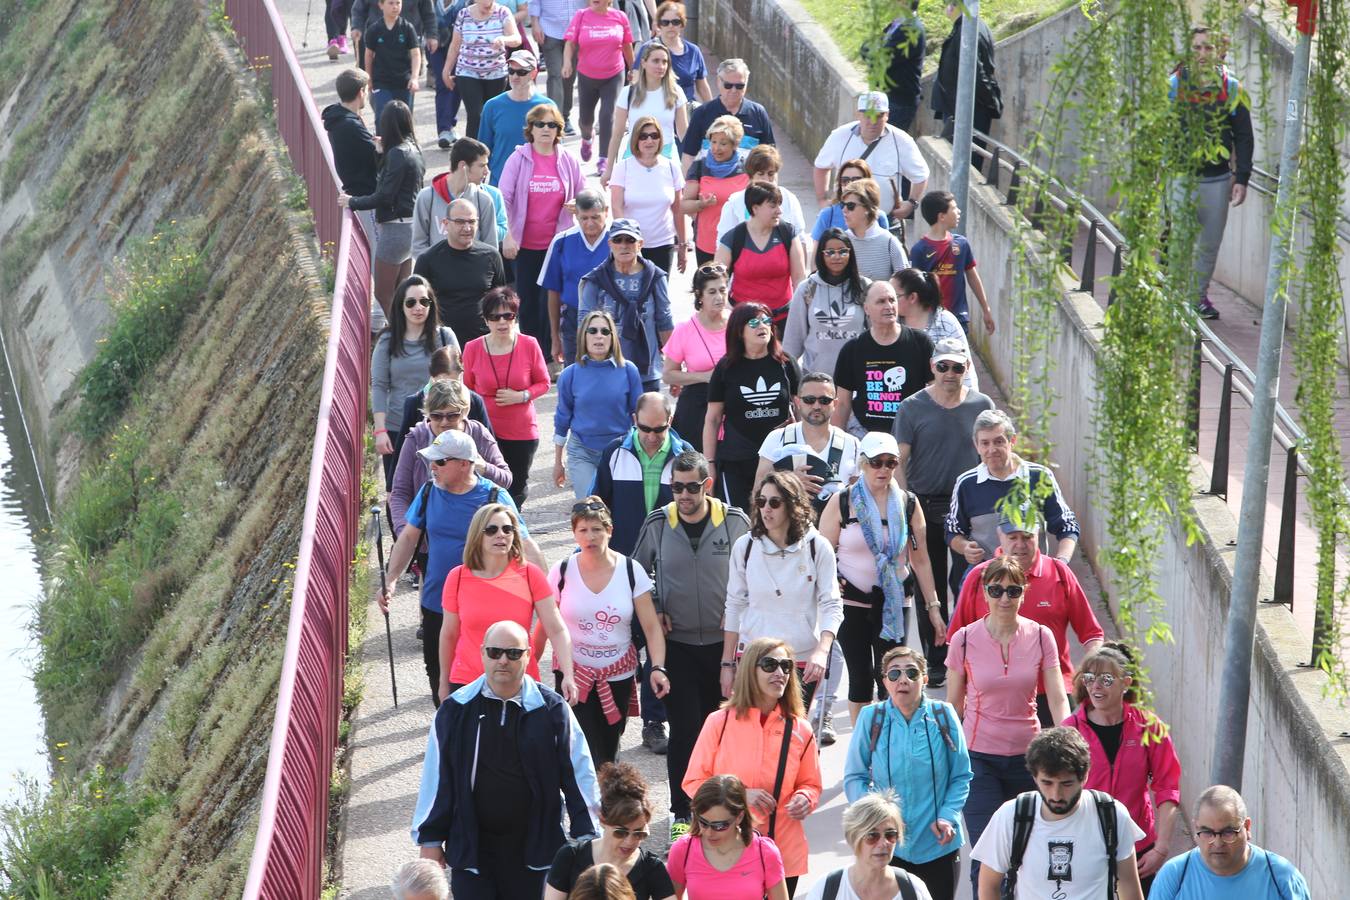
[315,5,1307,897]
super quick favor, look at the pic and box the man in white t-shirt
[812,91,929,225]
[972,727,1146,900]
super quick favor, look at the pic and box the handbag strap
[766,715,794,839]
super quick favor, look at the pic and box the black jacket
[934,16,1001,119]
[870,15,925,111]
[347,142,425,222]
[322,104,379,196]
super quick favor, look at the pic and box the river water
[0,340,49,803]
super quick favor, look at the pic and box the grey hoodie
[782,272,870,376]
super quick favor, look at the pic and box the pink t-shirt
[563,8,632,79]
[461,334,551,440]
[946,617,1061,756]
[521,152,565,250]
[666,834,785,899]
[442,560,552,684]
[662,315,728,375]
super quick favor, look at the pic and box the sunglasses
[823,248,851,258]
[985,583,1025,599]
[431,457,457,467]
[572,500,607,514]
[935,361,967,374]
[842,200,862,211]
[697,814,736,832]
[637,422,669,434]
[485,311,517,322]
[722,81,746,90]
[885,666,923,682]
[532,120,561,129]
[638,131,662,141]
[697,263,728,275]
[610,826,650,840]
[865,456,900,470]
[611,235,638,244]
[404,296,432,308]
[799,394,835,405]
[863,829,901,845]
[483,523,515,536]
[755,495,784,509]
[1080,672,1119,687]
[484,646,527,660]
[657,16,683,24]
[508,66,534,76]
[670,481,704,494]
[586,326,613,336]
[756,656,794,674]
[746,316,771,329]
[426,410,463,422]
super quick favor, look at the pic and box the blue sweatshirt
[553,358,644,452]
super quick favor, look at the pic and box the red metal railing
[224,0,373,895]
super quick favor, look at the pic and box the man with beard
[972,727,1145,900]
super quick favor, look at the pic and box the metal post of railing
[1264,444,1298,610]
[1079,220,1099,293]
[1007,163,1021,206]
[1186,335,1202,451]
[988,145,1002,192]
[1106,244,1123,306]
[1208,363,1234,498]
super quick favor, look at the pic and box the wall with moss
[0,0,335,891]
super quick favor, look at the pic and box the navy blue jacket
[593,428,694,555]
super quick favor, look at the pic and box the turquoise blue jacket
[844,698,973,864]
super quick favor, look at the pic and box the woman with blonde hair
[609,117,687,274]
[605,41,688,169]
[684,638,823,895]
[803,792,935,900]
[667,774,789,899]
[553,310,644,497]
[810,158,891,243]
[438,503,574,703]
[567,864,638,900]
[681,115,749,264]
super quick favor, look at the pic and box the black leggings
[576,71,623,157]
[664,641,724,818]
[560,672,633,767]
[642,244,674,273]
[421,607,444,706]
[837,602,900,703]
[916,494,954,673]
[894,848,960,900]
[496,437,538,509]
[716,456,760,513]
[514,247,552,360]
[457,75,507,139]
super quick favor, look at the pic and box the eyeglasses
[697,814,736,832]
[985,583,1025,599]
[485,311,517,322]
[842,201,861,211]
[508,66,534,76]
[586,326,613,336]
[610,826,651,840]
[532,120,561,129]
[885,666,923,682]
[611,235,638,244]
[404,296,432,308]
[756,656,794,674]
[572,500,607,514]
[721,81,746,90]
[863,829,901,845]
[865,456,900,470]
[483,523,516,536]
[822,248,851,258]
[799,394,835,405]
[657,17,683,24]
[746,316,771,329]
[670,481,704,494]
[935,361,967,374]
[638,131,662,141]
[1080,672,1118,687]
[838,174,863,186]
[426,411,464,422]
[637,422,669,434]
[484,646,527,660]
[1194,827,1243,844]
[755,495,784,509]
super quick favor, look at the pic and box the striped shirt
[454,4,513,79]
[945,459,1079,556]
[847,223,909,282]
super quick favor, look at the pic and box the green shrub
[0,767,161,898]
[76,227,208,439]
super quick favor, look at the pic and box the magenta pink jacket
[498,143,584,246]
[1063,703,1182,852]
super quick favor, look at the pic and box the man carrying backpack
[972,727,1145,900]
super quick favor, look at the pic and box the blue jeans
[426,46,461,133]
[565,436,603,499]
[371,87,413,123]
[966,751,1035,895]
[558,304,578,363]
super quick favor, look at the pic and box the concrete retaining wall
[918,132,1350,896]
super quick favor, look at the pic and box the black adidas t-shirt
[833,328,934,433]
[709,354,802,461]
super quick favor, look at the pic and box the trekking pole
[370,505,399,707]
[301,0,315,47]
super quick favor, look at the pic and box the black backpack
[1003,790,1119,900]
[823,867,919,900]
[727,221,797,278]
[556,553,637,595]
[412,480,499,513]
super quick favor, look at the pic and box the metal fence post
[1208,363,1234,498]
[1267,444,1298,609]
[1106,244,1123,306]
[989,145,1002,192]
[1079,220,1099,293]
[1007,163,1021,206]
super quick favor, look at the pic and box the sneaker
[326,38,340,60]
[336,34,350,54]
[1197,297,1220,320]
[415,623,424,640]
[564,121,578,136]
[596,157,607,178]
[580,138,593,161]
[816,711,837,746]
[670,818,691,842]
[927,669,947,689]
[438,130,454,149]
[642,722,669,755]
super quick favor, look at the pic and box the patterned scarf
[850,479,908,641]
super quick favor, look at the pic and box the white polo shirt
[814,121,930,214]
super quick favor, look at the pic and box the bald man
[413,197,506,343]
[413,620,599,899]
